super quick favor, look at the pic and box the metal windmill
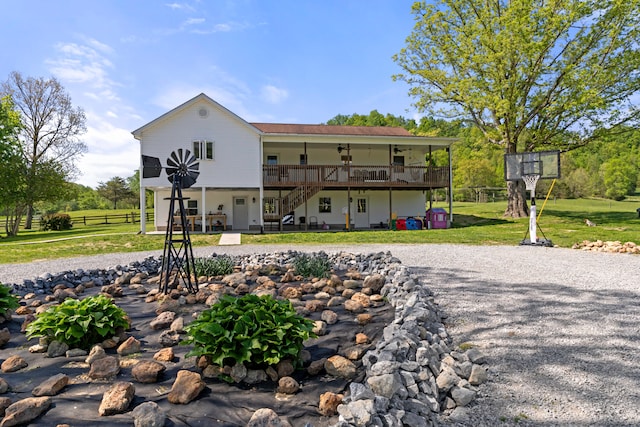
[142,149,200,294]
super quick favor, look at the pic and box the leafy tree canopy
[393,0,640,216]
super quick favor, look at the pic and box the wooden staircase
[263,182,325,228]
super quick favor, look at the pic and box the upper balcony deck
[263,164,449,190]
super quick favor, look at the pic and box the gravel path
[1,243,639,426]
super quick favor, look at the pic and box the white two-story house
[132,93,454,233]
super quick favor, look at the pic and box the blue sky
[1,1,421,188]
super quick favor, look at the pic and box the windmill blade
[165,148,200,187]
[168,150,182,168]
[181,172,199,189]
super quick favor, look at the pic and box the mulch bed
[0,270,395,427]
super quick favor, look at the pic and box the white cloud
[261,85,289,105]
[46,41,120,102]
[165,2,195,12]
[74,113,139,187]
[184,17,205,26]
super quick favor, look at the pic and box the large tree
[393,0,640,217]
[0,95,27,236]
[97,176,134,210]
[1,71,87,228]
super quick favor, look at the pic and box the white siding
[140,99,260,189]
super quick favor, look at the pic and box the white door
[354,197,369,229]
[233,197,249,230]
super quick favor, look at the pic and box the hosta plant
[26,294,129,350]
[292,253,331,278]
[0,284,20,316]
[183,294,316,369]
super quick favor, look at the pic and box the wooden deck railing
[263,164,449,188]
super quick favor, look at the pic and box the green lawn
[0,198,638,264]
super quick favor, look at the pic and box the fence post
[84,216,87,225]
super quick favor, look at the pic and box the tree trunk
[24,204,34,229]
[504,180,529,218]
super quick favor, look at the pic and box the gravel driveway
[1,243,639,426]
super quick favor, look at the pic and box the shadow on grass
[449,213,511,228]
[542,208,640,226]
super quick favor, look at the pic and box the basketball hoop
[504,150,560,247]
[522,174,540,192]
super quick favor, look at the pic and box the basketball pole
[529,190,537,244]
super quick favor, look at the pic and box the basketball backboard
[504,150,560,181]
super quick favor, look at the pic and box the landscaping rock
[0,396,51,427]
[132,360,166,383]
[32,373,69,396]
[167,370,205,404]
[1,356,27,373]
[89,355,120,379]
[98,381,135,416]
[131,401,166,427]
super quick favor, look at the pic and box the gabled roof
[131,93,258,139]
[250,123,415,137]
[131,93,454,147]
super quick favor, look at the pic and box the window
[357,198,367,213]
[266,155,278,165]
[341,155,352,165]
[319,197,332,213]
[393,155,405,172]
[299,154,307,165]
[187,200,198,215]
[193,140,214,160]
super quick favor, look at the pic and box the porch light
[337,145,344,153]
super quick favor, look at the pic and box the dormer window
[193,140,214,160]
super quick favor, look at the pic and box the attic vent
[198,107,208,118]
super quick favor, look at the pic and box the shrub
[0,284,19,316]
[292,253,331,278]
[26,294,129,349]
[40,213,73,231]
[194,255,235,277]
[183,294,316,369]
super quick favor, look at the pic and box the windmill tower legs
[160,177,198,294]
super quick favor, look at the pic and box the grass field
[0,198,638,264]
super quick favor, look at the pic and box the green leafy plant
[183,294,316,368]
[26,294,129,349]
[0,284,20,316]
[292,253,331,278]
[194,255,235,277]
[40,213,73,231]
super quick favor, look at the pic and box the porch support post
[388,144,393,229]
[448,146,453,224]
[428,145,433,213]
[140,182,146,234]
[278,189,282,231]
[304,141,308,231]
[347,144,351,231]
[201,186,206,233]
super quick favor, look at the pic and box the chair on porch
[308,216,318,229]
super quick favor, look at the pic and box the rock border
[3,251,487,426]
